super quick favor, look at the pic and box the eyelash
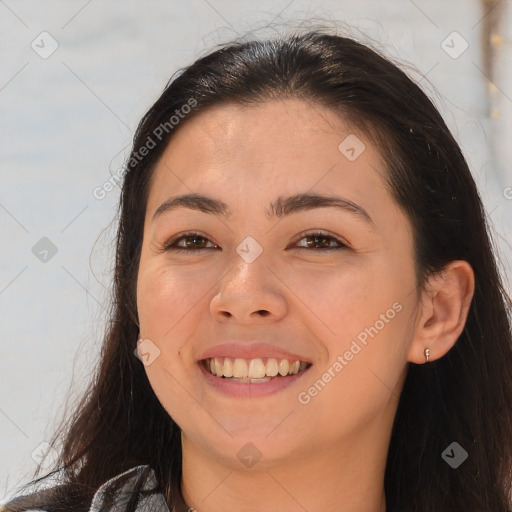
[161,230,348,253]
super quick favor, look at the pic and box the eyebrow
[152,192,375,228]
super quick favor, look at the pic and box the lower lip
[198,362,311,398]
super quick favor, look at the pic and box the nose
[209,256,287,324]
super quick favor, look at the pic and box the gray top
[88,464,172,512]
[7,464,191,512]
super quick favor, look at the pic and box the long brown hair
[5,28,512,512]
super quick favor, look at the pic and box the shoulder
[1,509,49,512]
[0,484,67,512]
[2,465,168,512]
[89,464,170,512]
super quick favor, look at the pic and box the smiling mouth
[200,356,312,383]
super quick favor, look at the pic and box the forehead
[145,99,393,226]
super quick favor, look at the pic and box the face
[136,99,421,469]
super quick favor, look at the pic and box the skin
[136,99,474,512]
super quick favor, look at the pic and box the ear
[407,260,475,364]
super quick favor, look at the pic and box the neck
[178,418,391,512]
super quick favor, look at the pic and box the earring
[424,347,430,363]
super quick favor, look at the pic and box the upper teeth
[205,357,308,378]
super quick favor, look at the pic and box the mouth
[199,356,313,383]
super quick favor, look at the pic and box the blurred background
[1,0,511,503]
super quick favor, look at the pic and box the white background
[1,0,511,504]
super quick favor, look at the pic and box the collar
[88,464,175,512]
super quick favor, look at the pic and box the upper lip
[197,342,313,364]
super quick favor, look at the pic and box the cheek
[291,256,413,404]
[137,260,206,337]
[136,260,219,390]
[297,302,411,438]
[285,257,405,340]
[136,262,203,421]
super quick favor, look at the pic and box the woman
[4,28,512,512]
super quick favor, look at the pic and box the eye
[292,230,347,251]
[161,230,347,253]
[162,231,219,252]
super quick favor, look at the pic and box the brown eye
[164,232,219,252]
[162,230,347,254]
[293,231,347,251]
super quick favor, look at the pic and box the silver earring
[424,347,430,363]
